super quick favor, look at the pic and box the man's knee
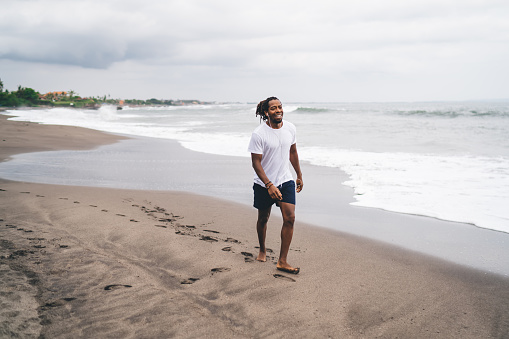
[258,215,270,225]
[281,203,295,226]
[283,212,295,227]
[257,209,271,225]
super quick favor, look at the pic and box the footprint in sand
[204,229,220,234]
[36,195,45,197]
[211,267,231,274]
[225,237,240,244]
[159,218,176,223]
[255,246,274,253]
[104,284,132,291]
[73,201,80,204]
[8,249,34,258]
[273,274,296,282]
[40,297,76,309]
[101,209,108,212]
[241,252,254,262]
[40,300,65,310]
[154,225,167,228]
[89,205,97,207]
[200,235,219,242]
[181,278,200,285]
[27,237,45,241]
[0,189,6,191]
[129,219,139,222]
[20,192,30,194]
[222,246,232,251]
[116,214,126,217]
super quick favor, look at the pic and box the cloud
[1,0,508,101]
[0,1,174,68]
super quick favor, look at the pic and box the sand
[1,114,509,338]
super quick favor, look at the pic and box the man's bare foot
[256,251,267,262]
[276,261,300,274]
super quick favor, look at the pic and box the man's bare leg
[277,202,299,273]
[256,207,271,262]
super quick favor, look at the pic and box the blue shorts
[253,180,296,210]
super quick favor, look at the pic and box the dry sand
[1,114,509,338]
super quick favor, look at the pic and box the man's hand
[296,178,303,193]
[268,185,283,201]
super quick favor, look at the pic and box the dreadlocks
[255,96,280,121]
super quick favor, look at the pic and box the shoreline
[1,115,509,337]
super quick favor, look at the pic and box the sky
[1,0,508,102]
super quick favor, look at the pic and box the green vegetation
[0,78,210,108]
[0,80,43,107]
[0,78,96,108]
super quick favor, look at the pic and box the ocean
[2,101,509,235]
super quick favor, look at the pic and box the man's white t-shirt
[248,120,297,187]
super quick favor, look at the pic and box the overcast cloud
[1,0,508,102]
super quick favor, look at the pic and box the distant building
[40,91,68,100]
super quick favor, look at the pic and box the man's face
[266,99,283,123]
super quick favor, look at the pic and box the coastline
[1,115,509,338]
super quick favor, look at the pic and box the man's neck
[266,119,283,129]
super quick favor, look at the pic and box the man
[248,96,303,274]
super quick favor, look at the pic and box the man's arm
[289,143,303,192]
[251,153,283,201]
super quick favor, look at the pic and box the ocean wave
[469,110,509,117]
[294,106,332,113]
[281,105,334,113]
[394,110,462,118]
[394,108,509,118]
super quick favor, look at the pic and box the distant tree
[0,78,4,92]
[147,98,163,105]
[0,91,19,107]
[16,86,39,103]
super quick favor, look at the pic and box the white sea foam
[299,147,509,233]
[178,132,251,158]
[283,105,299,113]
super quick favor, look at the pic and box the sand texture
[1,114,509,338]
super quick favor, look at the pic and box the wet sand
[1,115,509,338]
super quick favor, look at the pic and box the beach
[1,114,509,338]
